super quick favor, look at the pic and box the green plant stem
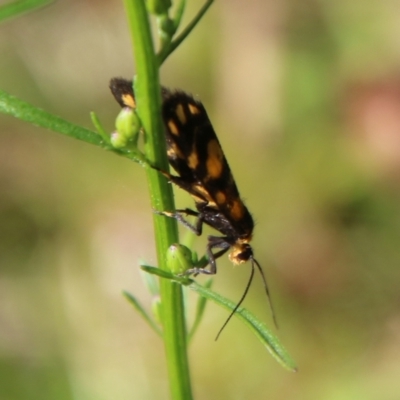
[122,0,193,399]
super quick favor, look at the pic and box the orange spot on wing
[215,191,227,205]
[122,94,136,108]
[230,199,245,221]
[167,120,179,136]
[167,142,184,159]
[206,140,224,179]
[175,103,186,124]
[188,150,199,169]
[188,103,200,114]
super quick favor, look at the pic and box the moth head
[228,240,253,265]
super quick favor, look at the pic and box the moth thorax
[229,241,253,265]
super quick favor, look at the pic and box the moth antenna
[215,262,255,341]
[253,257,278,329]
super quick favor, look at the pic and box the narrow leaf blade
[189,281,297,371]
[123,291,162,337]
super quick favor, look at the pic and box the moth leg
[205,237,231,275]
[154,208,204,236]
[152,166,200,196]
[185,237,230,276]
[175,208,200,217]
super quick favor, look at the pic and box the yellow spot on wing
[122,94,136,108]
[188,103,200,114]
[206,140,224,179]
[167,119,179,136]
[215,191,226,205]
[167,142,184,159]
[175,103,186,124]
[192,184,216,207]
[230,199,245,220]
[188,150,199,169]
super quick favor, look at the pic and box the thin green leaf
[188,281,297,371]
[0,0,52,23]
[0,90,149,165]
[140,265,192,285]
[171,0,186,32]
[139,264,160,296]
[157,0,214,65]
[187,278,212,342]
[0,90,102,145]
[123,291,162,337]
[90,111,111,145]
[141,263,296,370]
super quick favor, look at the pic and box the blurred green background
[2,0,400,399]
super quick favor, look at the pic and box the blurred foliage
[2,0,400,399]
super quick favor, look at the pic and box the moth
[110,78,276,331]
